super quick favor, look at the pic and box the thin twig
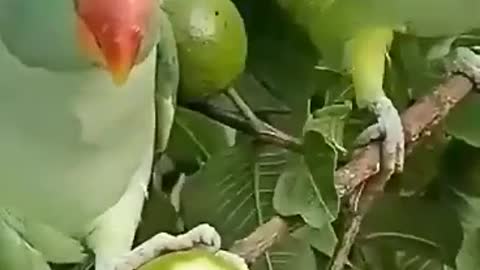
[226,87,267,132]
[329,170,391,270]
[184,100,304,152]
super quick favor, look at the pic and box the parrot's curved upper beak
[74,0,151,86]
[98,34,141,86]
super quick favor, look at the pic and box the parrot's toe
[447,47,480,88]
[359,96,405,175]
[178,223,222,251]
[110,233,178,270]
[354,123,383,147]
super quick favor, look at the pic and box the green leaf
[180,140,287,247]
[305,102,352,152]
[291,224,337,256]
[251,235,317,270]
[358,241,445,270]
[235,72,291,114]
[166,107,236,173]
[436,139,480,199]
[446,93,480,148]
[389,35,445,101]
[135,186,179,245]
[303,131,339,219]
[388,131,449,195]
[273,156,333,229]
[443,188,480,233]
[436,140,480,269]
[234,0,321,112]
[455,228,480,270]
[360,195,463,267]
[179,140,320,270]
[273,125,338,229]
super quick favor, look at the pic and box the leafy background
[136,0,480,269]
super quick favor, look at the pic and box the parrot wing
[154,9,179,152]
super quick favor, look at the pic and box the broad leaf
[446,93,480,148]
[166,107,236,173]
[291,224,337,256]
[305,102,352,151]
[251,235,317,270]
[360,195,463,267]
[135,186,179,245]
[273,123,338,230]
[180,140,319,270]
[234,0,321,113]
[456,228,480,270]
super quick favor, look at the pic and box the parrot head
[74,0,156,86]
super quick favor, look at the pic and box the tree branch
[334,75,473,195]
[328,74,475,270]
[226,74,475,265]
[228,216,290,264]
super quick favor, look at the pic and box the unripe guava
[137,249,248,270]
[164,0,247,101]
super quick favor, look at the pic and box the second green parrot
[276,0,480,173]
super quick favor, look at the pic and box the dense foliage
[137,0,480,269]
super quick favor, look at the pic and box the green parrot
[276,0,480,173]
[0,0,223,269]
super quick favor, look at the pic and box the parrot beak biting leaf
[74,0,152,86]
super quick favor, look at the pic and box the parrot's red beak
[98,33,142,86]
[75,0,152,86]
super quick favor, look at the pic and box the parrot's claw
[447,47,480,88]
[176,223,222,251]
[112,224,221,270]
[354,123,383,146]
[355,96,404,174]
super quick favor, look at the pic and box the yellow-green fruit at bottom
[137,249,243,270]
[164,0,247,101]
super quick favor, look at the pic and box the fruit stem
[226,87,268,132]
[225,87,303,151]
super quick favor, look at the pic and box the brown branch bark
[228,216,290,264]
[328,75,474,270]
[334,75,473,196]
[228,74,475,265]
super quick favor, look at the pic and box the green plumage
[278,0,480,46]
[277,0,480,106]
[0,0,91,69]
[0,1,178,270]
